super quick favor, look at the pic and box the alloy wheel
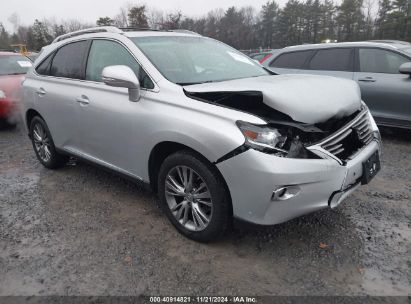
[32,122,52,163]
[165,166,213,231]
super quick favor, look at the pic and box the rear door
[267,50,314,74]
[300,47,355,79]
[33,40,90,150]
[354,47,411,127]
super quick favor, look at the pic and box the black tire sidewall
[158,151,230,242]
[29,117,66,169]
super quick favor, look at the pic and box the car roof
[124,31,201,38]
[51,26,202,44]
[283,41,410,51]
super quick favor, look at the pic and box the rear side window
[36,54,53,76]
[308,48,353,71]
[50,40,90,79]
[359,48,409,74]
[86,40,154,89]
[270,50,313,69]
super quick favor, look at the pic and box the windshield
[0,55,32,76]
[132,36,269,85]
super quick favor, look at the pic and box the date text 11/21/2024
[149,296,258,303]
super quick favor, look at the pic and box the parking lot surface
[0,124,410,296]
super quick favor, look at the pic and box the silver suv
[22,27,381,242]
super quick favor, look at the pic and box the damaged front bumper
[217,137,381,226]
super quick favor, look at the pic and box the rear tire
[29,116,68,169]
[158,150,231,242]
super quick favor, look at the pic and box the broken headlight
[236,121,288,154]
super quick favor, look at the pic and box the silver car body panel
[22,30,381,226]
[184,74,361,124]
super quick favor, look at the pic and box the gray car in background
[263,41,411,129]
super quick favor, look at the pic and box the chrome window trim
[32,37,160,93]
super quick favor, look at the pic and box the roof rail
[170,29,202,36]
[52,26,123,43]
[119,27,161,32]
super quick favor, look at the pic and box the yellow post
[10,44,29,56]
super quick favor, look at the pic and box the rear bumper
[217,139,381,225]
[0,99,18,123]
[0,99,11,119]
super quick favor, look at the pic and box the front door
[354,47,411,127]
[74,39,155,176]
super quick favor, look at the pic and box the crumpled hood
[184,74,362,124]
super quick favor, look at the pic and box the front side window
[0,55,32,76]
[132,36,269,85]
[86,40,154,89]
[308,48,353,71]
[50,40,89,79]
[269,50,314,69]
[359,48,410,74]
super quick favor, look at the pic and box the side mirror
[399,62,411,76]
[102,65,141,102]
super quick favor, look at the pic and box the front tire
[158,150,231,242]
[29,116,68,169]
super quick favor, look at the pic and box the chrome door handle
[358,77,376,82]
[36,88,46,96]
[75,95,90,105]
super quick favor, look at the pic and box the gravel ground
[0,123,410,297]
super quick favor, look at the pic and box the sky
[0,0,280,32]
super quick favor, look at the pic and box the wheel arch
[148,141,233,216]
[25,109,44,135]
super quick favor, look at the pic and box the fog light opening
[272,185,301,201]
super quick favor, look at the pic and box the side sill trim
[57,147,152,191]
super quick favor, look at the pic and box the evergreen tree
[128,5,149,28]
[336,0,365,41]
[259,1,280,48]
[0,23,10,50]
[96,17,114,27]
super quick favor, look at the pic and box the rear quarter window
[36,54,54,76]
[269,50,314,69]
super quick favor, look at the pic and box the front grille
[320,110,373,160]
[353,112,374,144]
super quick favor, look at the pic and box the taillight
[0,91,11,117]
[259,54,273,64]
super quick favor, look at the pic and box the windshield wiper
[178,80,215,86]
[177,82,201,86]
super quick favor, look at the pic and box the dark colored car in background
[263,41,411,129]
[0,52,32,128]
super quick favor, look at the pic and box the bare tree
[62,19,93,32]
[147,8,165,29]
[113,3,133,27]
[8,13,20,33]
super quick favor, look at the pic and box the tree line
[0,0,410,52]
